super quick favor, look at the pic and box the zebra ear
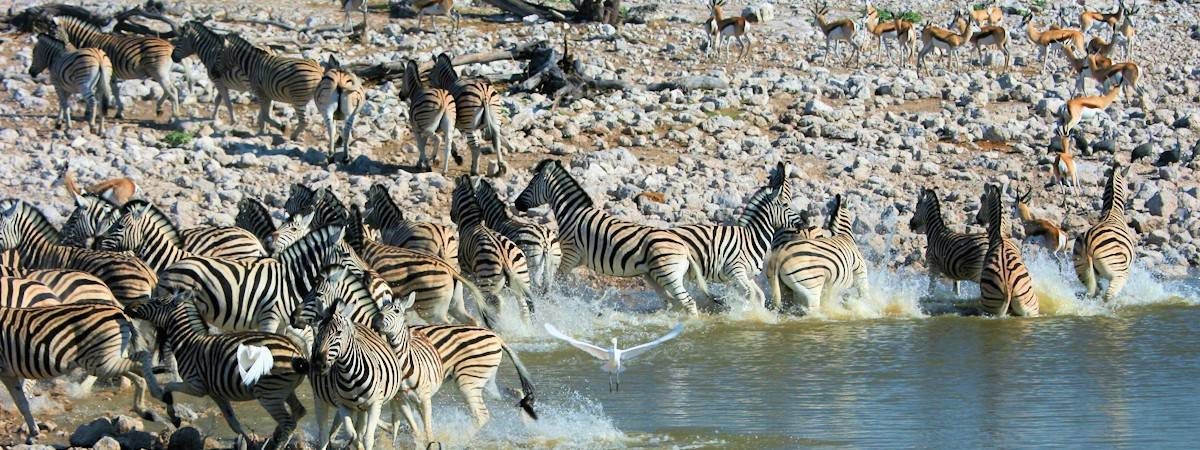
[325,55,340,69]
[73,192,88,209]
[400,291,416,310]
[1,201,18,219]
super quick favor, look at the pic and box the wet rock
[166,427,204,450]
[115,430,158,450]
[71,418,114,447]
[113,415,143,434]
[92,436,121,450]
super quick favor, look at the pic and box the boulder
[71,418,114,448]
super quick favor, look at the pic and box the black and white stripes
[1074,162,1136,302]
[28,32,112,132]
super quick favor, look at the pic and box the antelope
[1016,187,1068,254]
[917,13,974,73]
[61,164,138,205]
[1085,36,1116,57]
[1079,0,1124,36]
[414,0,460,33]
[969,1,1003,26]
[810,1,860,65]
[1022,13,1086,73]
[1064,44,1141,99]
[1116,4,1137,60]
[969,18,1010,68]
[1062,43,1113,95]
[1058,84,1122,136]
[864,4,916,62]
[1051,133,1080,196]
[708,0,757,62]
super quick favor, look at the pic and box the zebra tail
[291,356,310,375]
[455,272,497,329]
[443,112,462,166]
[500,343,538,420]
[686,252,711,301]
[482,101,505,153]
[97,60,112,116]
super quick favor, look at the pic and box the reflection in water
[3,267,1197,448]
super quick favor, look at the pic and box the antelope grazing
[1079,0,1124,36]
[1052,133,1080,196]
[1021,13,1085,73]
[1086,36,1116,57]
[707,0,757,62]
[1058,84,1122,136]
[810,2,860,65]
[864,4,916,62]
[969,19,1010,68]
[917,14,974,73]
[61,165,138,206]
[969,1,1003,26]
[1016,187,1068,254]
[414,0,460,33]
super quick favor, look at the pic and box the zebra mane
[539,159,594,208]
[0,199,62,244]
[735,184,781,227]
[344,206,367,253]
[315,263,379,326]
[225,33,271,57]
[123,199,185,248]
[473,179,513,223]
[1101,162,1126,217]
[235,197,276,246]
[826,194,852,236]
[430,52,460,89]
[451,176,485,228]
[35,32,68,51]
[364,184,403,227]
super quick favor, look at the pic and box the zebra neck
[196,35,225,69]
[987,207,1007,247]
[164,309,212,348]
[384,325,412,359]
[137,233,190,271]
[924,205,950,237]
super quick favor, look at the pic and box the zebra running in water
[1074,162,1136,302]
[0,199,156,306]
[401,58,459,173]
[515,159,704,315]
[128,293,309,450]
[364,183,459,267]
[223,34,322,140]
[429,53,510,175]
[170,20,250,123]
[155,225,344,333]
[62,196,266,261]
[766,194,869,312]
[290,264,537,428]
[308,296,412,450]
[909,187,989,296]
[348,205,492,325]
[0,301,157,444]
[54,16,177,121]
[473,178,561,294]
[0,265,116,305]
[28,32,113,132]
[453,176,534,322]
[974,184,1039,316]
[314,55,365,163]
[670,162,804,309]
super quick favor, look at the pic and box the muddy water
[6,258,1199,449]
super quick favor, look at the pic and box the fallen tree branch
[5,3,109,32]
[347,40,551,83]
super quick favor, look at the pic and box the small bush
[162,131,193,147]
[899,11,922,23]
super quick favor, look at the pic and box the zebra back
[55,16,173,81]
[0,275,62,307]
[0,302,146,380]
[3,267,116,305]
[225,33,321,104]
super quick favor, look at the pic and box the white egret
[543,323,684,392]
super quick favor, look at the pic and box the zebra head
[170,21,198,63]
[94,201,156,252]
[0,200,21,250]
[60,193,121,249]
[284,183,317,217]
[292,264,344,330]
[128,290,199,332]
[515,159,560,212]
[270,208,315,256]
[28,34,65,78]
[826,194,854,237]
[363,183,401,230]
[975,184,1004,229]
[372,292,416,339]
[909,188,937,234]
[312,294,357,375]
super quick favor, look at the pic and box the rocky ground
[1,0,1199,447]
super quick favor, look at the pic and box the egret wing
[544,323,611,361]
[621,323,684,360]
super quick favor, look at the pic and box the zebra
[0,276,62,307]
[766,194,869,312]
[170,20,250,123]
[308,293,410,450]
[0,199,156,306]
[128,292,309,450]
[340,0,369,31]
[670,162,804,308]
[62,197,267,260]
[364,183,458,268]
[514,159,704,316]
[452,175,534,322]
[314,55,365,163]
[0,265,116,305]
[54,16,177,121]
[223,33,322,140]
[0,302,157,444]
[473,178,561,294]
[401,58,459,173]
[1074,162,1136,302]
[974,184,1039,316]
[909,187,989,296]
[348,205,492,325]
[28,32,113,132]
[429,53,509,176]
[155,225,345,334]
[289,264,537,427]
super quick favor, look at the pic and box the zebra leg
[2,375,39,444]
[260,395,299,450]
[257,99,273,134]
[341,110,358,162]
[414,131,431,172]
[214,398,251,441]
[954,280,962,297]
[112,78,125,119]
[647,261,699,316]
[154,68,178,121]
[222,87,237,124]
[420,396,436,449]
[290,102,309,141]
[733,272,765,309]
[458,376,492,428]
[56,92,70,130]
[1103,275,1129,303]
[211,87,224,121]
[324,112,337,163]
[160,381,207,427]
[397,399,422,446]
[361,401,385,450]
[314,400,332,450]
[467,131,484,175]
[84,90,97,132]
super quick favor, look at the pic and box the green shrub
[162,131,193,147]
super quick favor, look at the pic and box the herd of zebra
[26,12,510,174]
[0,148,1136,446]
